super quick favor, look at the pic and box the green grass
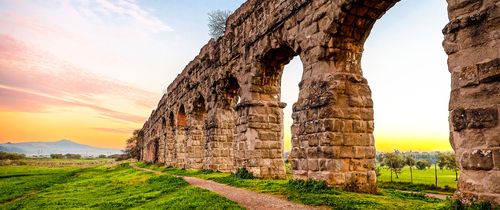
[378,166,458,189]
[0,165,82,203]
[138,162,454,210]
[0,162,242,209]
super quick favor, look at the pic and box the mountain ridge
[0,139,122,156]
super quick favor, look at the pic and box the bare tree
[208,10,232,39]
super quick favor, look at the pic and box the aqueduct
[139,0,500,204]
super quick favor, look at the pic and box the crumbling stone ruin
[139,0,500,204]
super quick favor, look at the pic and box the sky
[0,0,451,152]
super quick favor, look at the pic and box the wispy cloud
[0,35,158,124]
[91,127,135,134]
[75,0,173,33]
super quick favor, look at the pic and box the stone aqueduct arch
[139,0,500,204]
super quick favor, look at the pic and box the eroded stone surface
[138,0,500,204]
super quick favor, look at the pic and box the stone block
[461,150,494,170]
[466,108,498,129]
[477,58,500,83]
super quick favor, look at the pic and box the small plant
[375,166,382,177]
[447,199,497,210]
[234,168,254,179]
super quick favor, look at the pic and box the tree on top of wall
[208,10,232,39]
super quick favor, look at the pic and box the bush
[234,168,254,179]
[287,179,335,194]
[378,181,455,193]
[64,154,81,159]
[0,151,25,160]
[416,160,432,170]
[109,154,129,161]
[98,155,107,158]
[447,199,496,210]
[50,154,64,159]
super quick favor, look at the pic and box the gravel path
[130,164,323,210]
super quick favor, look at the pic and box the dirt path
[130,164,323,210]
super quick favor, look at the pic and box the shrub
[50,154,64,159]
[0,151,26,160]
[447,199,496,210]
[64,154,82,159]
[287,179,335,194]
[416,160,432,170]
[234,168,254,179]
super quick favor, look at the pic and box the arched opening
[175,105,188,168]
[157,117,167,163]
[281,57,304,174]
[361,0,451,186]
[187,93,207,169]
[177,105,188,127]
[234,45,303,179]
[204,74,240,171]
[165,111,176,167]
[153,138,160,163]
[292,0,460,194]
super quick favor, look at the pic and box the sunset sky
[0,0,451,152]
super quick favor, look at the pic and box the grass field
[0,162,242,209]
[136,162,454,210]
[1,159,489,210]
[378,166,459,189]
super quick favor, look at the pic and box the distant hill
[0,140,122,156]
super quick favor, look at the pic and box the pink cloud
[0,35,158,123]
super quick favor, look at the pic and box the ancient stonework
[139,0,500,204]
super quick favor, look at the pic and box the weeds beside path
[130,163,323,210]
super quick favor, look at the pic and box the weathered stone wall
[139,0,500,204]
[445,0,500,204]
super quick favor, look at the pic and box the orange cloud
[0,34,160,147]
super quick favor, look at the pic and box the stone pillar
[234,100,287,179]
[445,0,500,205]
[290,45,376,193]
[203,108,235,172]
[186,114,205,169]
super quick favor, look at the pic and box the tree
[64,154,81,159]
[437,152,448,170]
[125,129,143,160]
[416,159,431,170]
[50,154,64,159]
[382,152,405,182]
[436,152,459,181]
[404,155,416,183]
[447,154,459,181]
[208,10,232,39]
[0,151,25,160]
